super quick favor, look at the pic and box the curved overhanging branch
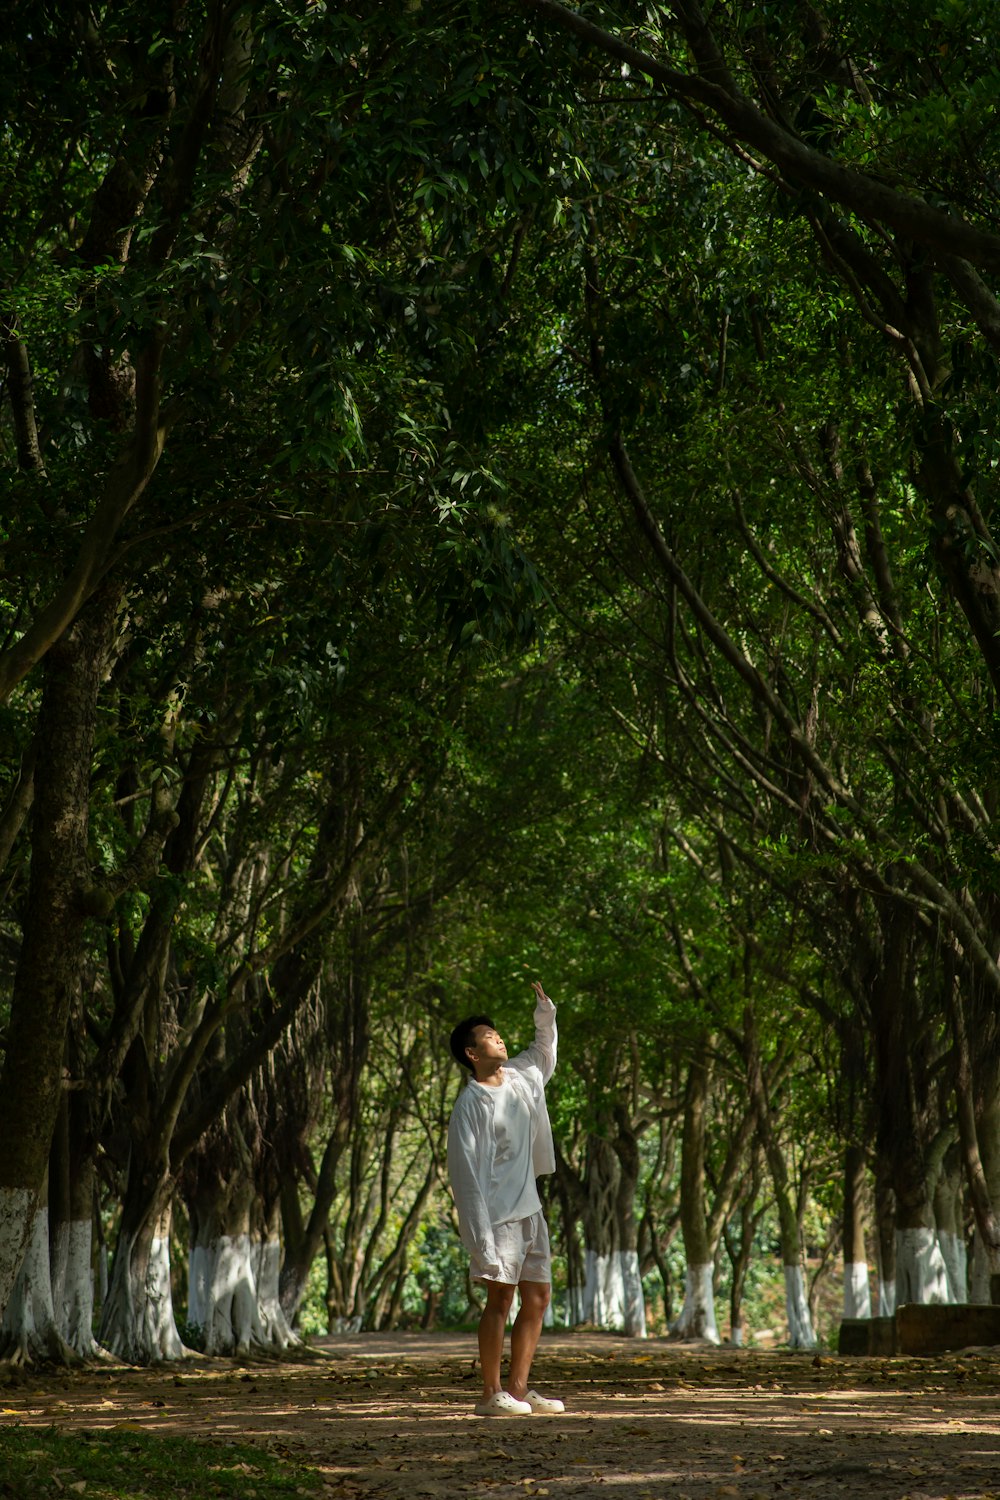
[612,429,1000,1006]
[0,8,248,704]
[522,0,1000,273]
[0,346,173,704]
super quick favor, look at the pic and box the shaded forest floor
[2,1331,1000,1499]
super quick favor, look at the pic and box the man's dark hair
[449,1014,495,1073]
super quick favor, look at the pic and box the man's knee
[484,1282,517,1316]
[519,1280,551,1316]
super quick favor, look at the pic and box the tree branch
[523,0,1000,271]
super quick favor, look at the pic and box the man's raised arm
[507,979,557,1085]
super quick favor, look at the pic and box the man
[447,979,565,1417]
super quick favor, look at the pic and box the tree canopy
[2,0,1000,1358]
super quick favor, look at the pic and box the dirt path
[3,1332,1000,1498]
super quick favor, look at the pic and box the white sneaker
[523,1389,565,1414]
[474,1390,533,1416]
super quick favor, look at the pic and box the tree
[0,0,557,1333]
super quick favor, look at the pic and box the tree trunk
[871,906,948,1305]
[49,1135,103,1357]
[276,934,369,1323]
[552,1160,587,1326]
[948,967,1000,1282]
[724,1158,765,1346]
[895,1226,951,1304]
[190,1183,263,1357]
[842,1144,871,1319]
[670,1040,720,1343]
[744,1007,816,1348]
[0,587,118,1316]
[188,1177,298,1356]
[933,1147,966,1303]
[364,1160,437,1331]
[100,1176,187,1363]
[48,1026,107,1358]
[875,1167,897,1315]
[0,1190,76,1364]
[970,1088,1000,1303]
[641,1204,678,1332]
[895,1129,953,1305]
[255,1201,299,1351]
[613,1107,647,1338]
[579,1133,646,1335]
[278,1122,351,1324]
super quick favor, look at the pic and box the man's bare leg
[478,1281,516,1399]
[506,1280,550,1400]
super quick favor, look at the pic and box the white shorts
[472,1211,552,1286]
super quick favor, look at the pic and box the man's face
[467,1023,507,1071]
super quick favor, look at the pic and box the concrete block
[895,1302,1000,1355]
[838,1316,897,1356]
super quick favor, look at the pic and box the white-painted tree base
[563,1285,586,1326]
[621,1249,647,1338]
[254,1237,300,1351]
[842,1261,872,1320]
[582,1250,621,1330]
[936,1230,966,1304]
[581,1249,647,1336]
[51,1219,109,1358]
[0,1186,36,1317]
[0,1207,77,1364]
[100,1233,190,1364]
[669,1263,720,1344]
[895,1228,950,1305]
[198,1233,300,1356]
[878,1277,896,1317]
[783,1263,817,1348]
[187,1243,211,1333]
[203,1233,265,1355]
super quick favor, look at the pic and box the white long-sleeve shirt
[447,995,557,1277]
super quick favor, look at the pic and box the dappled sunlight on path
[2,1331,999,1497]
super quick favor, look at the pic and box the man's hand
[531,979,552,1004]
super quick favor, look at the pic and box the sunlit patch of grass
[0,1425,322,1499]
